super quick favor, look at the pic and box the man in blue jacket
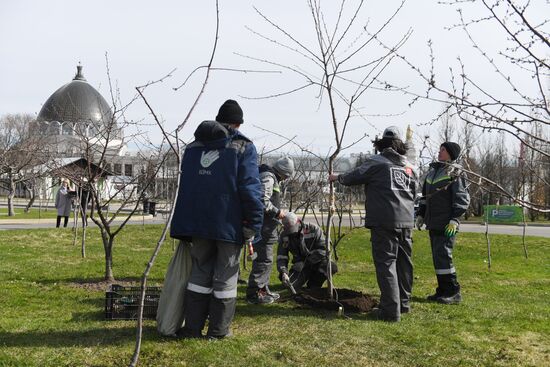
[171,99,263,339]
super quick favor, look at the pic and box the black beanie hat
[441,141,461,161]
[216,99,244,125]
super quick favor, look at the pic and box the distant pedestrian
[171,99,263,339]
[416,141,470,304]
[55,179,73,228]
[329,126,417,322]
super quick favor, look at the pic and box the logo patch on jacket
[390,167,412,192]
[200,150,219,168]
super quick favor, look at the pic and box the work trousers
[247,233,277,296]
[370,228,413,321]
[429,230,460,296]
[183,238,242,336]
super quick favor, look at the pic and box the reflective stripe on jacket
[418,161,470,230]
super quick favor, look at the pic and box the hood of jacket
[381,147,408,166]
[194,120,250,149]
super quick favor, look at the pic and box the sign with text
[484,205,524,224]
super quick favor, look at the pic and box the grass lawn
[0,207,59,220]
[0,225,548,367]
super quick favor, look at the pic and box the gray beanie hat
[282,212,300,235]
[382,126,403,141]
[273,156,295,178]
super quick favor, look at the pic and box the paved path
[1,214,548,237]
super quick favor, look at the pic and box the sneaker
[437,293,462,305]
[427,292,442,301]
[264,286,280,301]
[207,330,233,340]
[246,289,275,305]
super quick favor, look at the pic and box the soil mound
[295,288,378,313]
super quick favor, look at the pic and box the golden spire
[406,125,413,142]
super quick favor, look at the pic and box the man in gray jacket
[247,157,295,304]
[277,212,337,291]
[416,141,470,304]
[329,126,417,322]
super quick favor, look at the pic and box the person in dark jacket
[276,212,337,291]
[416,141,470,304]
[246,156,295,304]
[329,126,417,322]
[170,99,263,339]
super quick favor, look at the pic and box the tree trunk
[102,231,115,282]
[81,223,87,258]
[24,185,36,213]
[7,177,16,216]
[325,159,335,299]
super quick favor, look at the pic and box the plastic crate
[105,284,162,320]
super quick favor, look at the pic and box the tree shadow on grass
[0,326,161,348]
[37,277,164,289]
[236,298,347,320]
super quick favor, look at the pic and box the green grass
[0,207,60,220]
[0,226,549,366]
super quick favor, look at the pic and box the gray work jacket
[337,148,417,229]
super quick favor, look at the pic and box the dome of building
[37,65,112,124]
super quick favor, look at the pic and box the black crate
[105,284,162,320]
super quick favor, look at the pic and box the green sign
[484,205,524,224]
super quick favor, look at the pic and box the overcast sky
[1,0,546,157]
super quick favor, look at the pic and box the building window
[114,163,122,175]
[104,163,112,174]
[62,122,73,135]
[124,164,133,177]
[49,121,61,135]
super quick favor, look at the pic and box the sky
[1,0,546,157]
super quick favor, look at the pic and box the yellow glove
[444,219,459,237]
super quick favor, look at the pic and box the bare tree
[244,0,410,297]
[0,113,50,216]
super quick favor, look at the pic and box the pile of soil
[294,288,378,313]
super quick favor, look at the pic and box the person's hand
[281,272,290,284]
[415,216,424,230]
[277,209,286,220]
[328,174,339,183]
[242,227,255,244]
[444,219,459,237]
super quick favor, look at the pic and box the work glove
[415,216,424,230]
[444,219,459,238]
[278,268,289,281]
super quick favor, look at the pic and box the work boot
[176,327,203,339]
[246,288,275,305]
[437,292,462,305]
[207,297,236,338]
[264,286,280,301]
[367,308,400,322]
